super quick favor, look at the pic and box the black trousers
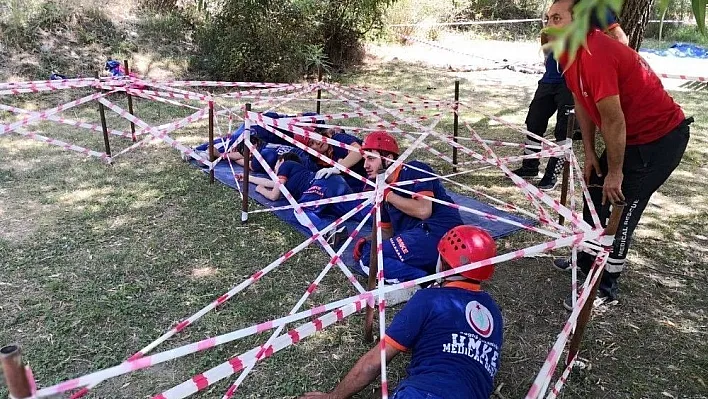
[523,82,574,168]
[578,119,692,299]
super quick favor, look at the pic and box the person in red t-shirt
[546,0,692,309]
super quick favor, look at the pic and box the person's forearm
[573,98,598,157]
[600,118,626,177]
[338,151,363,170]
[256,184,281,201]
[329,349,382,399]
[249,176,276,188]
[386,193,432,220]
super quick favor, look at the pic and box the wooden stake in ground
[558,109,575,226]
[364,205,379,343]
[315,68,323,115]
[123,59,137,142]
[453,80,460,173]
[241,103,252,224]
[0,345,32,399]
[208,100,215,184]
[95,71,111,158]
[566,201,625,365]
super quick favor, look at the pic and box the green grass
[1,62,707,399]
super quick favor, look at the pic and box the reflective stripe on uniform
[605,257,625,273]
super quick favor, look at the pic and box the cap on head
[437,225,497,281]
[361,131,400,156]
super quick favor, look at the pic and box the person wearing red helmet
[353,131,463,283]
[299,225,503,399]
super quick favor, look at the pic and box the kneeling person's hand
[315,167,341,180]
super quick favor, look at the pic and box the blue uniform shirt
[330,132,367,191]
[381,161,463,234]
[385,282,503,399]
[252,145,294,174]
[277,161,315,201]
[540,53,564,84]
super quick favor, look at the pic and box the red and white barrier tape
[546,355,577,399]
[657,73,707,82]
[324,88,456,165]
[220,205,377,398]
[524,252,609,399]
[243,136,368,293]
[45,205,370,398]
[11,127,110,161]
[0,103,135,139]
[373,174,391,398]
[34,227,602,398]
[325,83,584,232]
[152,298,369,399]
[389,18,542,27]
[1,91,114,135]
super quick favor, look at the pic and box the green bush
[191,0,394,82]
[191,1,317,82]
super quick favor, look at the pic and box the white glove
[315,167,341,180]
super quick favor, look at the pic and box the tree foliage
[191,0,395,82]
[545,0,707,61]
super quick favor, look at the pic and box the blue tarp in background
[640,42,708,59]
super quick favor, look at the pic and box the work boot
[324,225,348,249]
[512,158,540,178]
[537,157,565,191]
[564,290,618,311]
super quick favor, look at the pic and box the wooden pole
[1,345,32,399]
[565,201,625,366]
[209,100,215,184]
[95,71,111,158]
[363,203,379,343]
[452,80,460,173]
[558,110,575,226]
[315,67,323,115]
[123,59,137,143]
[241,103,252,224]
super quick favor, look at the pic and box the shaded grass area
[1,62,707,399]
[0,1,194,81]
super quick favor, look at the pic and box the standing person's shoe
[512,158,541,178]
[324,225,348,249]
[537,173,558,191]
[552,257,572,272]
[512,166,540,178]
[537,157,565,191]
[563,290,618,311]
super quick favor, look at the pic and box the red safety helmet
[437,225,497,281]
[293,132,310,146]
[361,131,400,156]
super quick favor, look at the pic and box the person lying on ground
[353,131,464,283]
[299,127,368,192]
[298,225,502,399]
[241,151,366,245]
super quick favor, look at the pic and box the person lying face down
[299,225,503,399]
[243,151,368,244]
[299,127,368,192]
[353,131,463,284]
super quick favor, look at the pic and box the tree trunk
[620,0,656,50]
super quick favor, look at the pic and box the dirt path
[367,31,708,90]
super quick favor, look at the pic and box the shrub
[191,0,318,82]
[191,0,394,82]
